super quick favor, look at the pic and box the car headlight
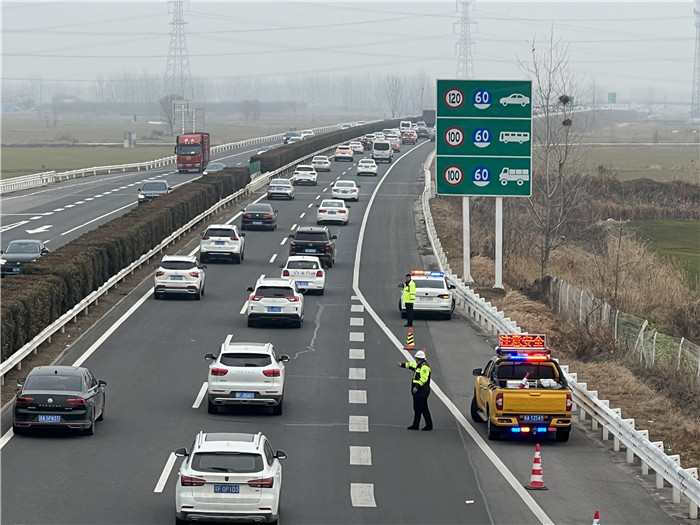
[0,258,6,265]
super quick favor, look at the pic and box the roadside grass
[579,145,699,182]
[627,220,700,290]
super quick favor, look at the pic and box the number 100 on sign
[444,166,463,186]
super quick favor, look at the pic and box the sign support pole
[463,196,473,283]
[494,197,503,289]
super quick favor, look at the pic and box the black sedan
[13,366,106,436]
[241,203,278,231]
[1,239,49,277]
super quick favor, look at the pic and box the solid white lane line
[350,141,555,525]
[349,415,368,432]
[349,390,367,404]
[193,382,207,409]
[350,446,372,465]
[350,483,376,507]
[239,302,248,315]
[154,453,178,493]
[349,368,366,380]
[349,332,364,342]
[269,254,277,264]
[0,429,14,450]
[350,317,364,326]
[351,304,364,313]
[349,348,365,359]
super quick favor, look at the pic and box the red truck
[175,132,210,173]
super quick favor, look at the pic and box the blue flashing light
[411,270,444,278]
[510,427,522,433]
[536,427,548,433]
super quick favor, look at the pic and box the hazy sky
[1,0,696,101]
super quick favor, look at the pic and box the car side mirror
[279,354,290,362]
[205,353,216,360]
[472,368,483,376]
[98,380,107,387]
[41,248,50,254]
[200,265,207,270]
[174,447,188,457]
[240,233,246,237]
[275,450,288,461]
[315,204,320,207]
[331,235,337,240]
[17,378,25,386]
[398,283,404,288]
[246,286,254,292]
[449,284,456,289]
[346,205,351,208]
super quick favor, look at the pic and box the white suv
[175,431,287,525]
[291,164,318,185]
[153,255,206,300]
[205,335,290,415]
[399,270,456,320]
[246,277,304,328]
[199,224,245,264]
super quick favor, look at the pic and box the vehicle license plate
[273,187,283,191]
[12,268,20,273]
[39,415,60,422]
[268,307,281,313]
[328,211,337,215]
[297,281,309,286]
[235,392,255,399]
[341,190,348,194]
[171,275,184,280]
[523,415,545,422]
[418,296,433,301]
[214,485,240,494]
[304,249,317,253]
[214,241,225,245]
[253,221,262,225]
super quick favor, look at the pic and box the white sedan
[331,180,360,202]
[349,141,364,154]
[316,199,350,225]
[311,155,331,172]
[357,158,378,176]
[292,165,318,185]
[281,255,326,294]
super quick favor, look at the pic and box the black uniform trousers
[405,302,414,326]
[412,393,432,429]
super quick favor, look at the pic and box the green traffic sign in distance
[436,117,532,157]
[437,80,532,118]
[436,156,532,197]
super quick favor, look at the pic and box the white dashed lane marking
[349,348,365,359]
[349,332,364,342]
[348,368,365,380]
[350,317,364,326]
[307,203,313,209]
[349,446,372,465]
[299,213,305,219]
[193,383,207,408]
[351,304,364,313]
[348,415,369,432]
[269,254,277,264]
[350,483,376,507]
[291,223,297,230]
[349,390,367,404]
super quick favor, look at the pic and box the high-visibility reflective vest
[403,280,416,304]
[403,361,431,396]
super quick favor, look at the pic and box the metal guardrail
[0,133,352,385]
[0,125,341,194]
[419,150,700,519]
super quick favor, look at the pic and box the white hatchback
[153,254,206,300]
[281,255,326,294]
[331,180,360,202]
[316,199,350,225]
[311,155,331,172]
[205,335,290,414]
[175,431,287,525]
[357,158,378,176]
[246,277,304,328]
[291,165,318,185]
[199,224,245,264]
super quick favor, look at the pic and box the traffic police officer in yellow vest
[403,273,416,327]
[398,349,433,431]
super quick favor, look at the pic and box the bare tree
[517,31,593,279]
[160,94,184,135]
[384,75,405,118]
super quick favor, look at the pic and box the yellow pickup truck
[470,335,573,442]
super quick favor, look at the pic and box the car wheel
[12,424,26,436]
[470,393,481,423]
[272,397,284,415]
[486,408,500,441]
[194,288,202,300]
[175,517,188,525]
[327,258,333,269]
[247,317,255,328]
[207,399,218,414]
[240,250,244,262]
[319,289,325,296]
[556,428,571,442]
[294,318,302,328]
[84,419,96,436]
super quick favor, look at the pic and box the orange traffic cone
[592,510,600,525]
[518,372,530,389]
[404,327,415,350]
[525,443,548,490]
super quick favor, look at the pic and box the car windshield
[335,182,354,188]
[207,163,225,171]
[270,179,289,186]
[296,166,313,171]
[142,182,167,192]
[5,242,41,254]
[414,279,447,289]
[220,353,272,367]
[321,201,343,208]
[359,161,373,165]
[313,157,328,162]
[255,286,295,297]
[374,143,390,150]
[159,260,196,270]
[25,374,82,391]
[246,204,271,212]
[191,452,263,473]
[287,260,320,270]
[294,232,326,241]
[205,228,236,238]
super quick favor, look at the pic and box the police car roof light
[411,270,444,277]
[497,347,551,361]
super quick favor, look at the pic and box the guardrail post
[594,399,609,433]
[629,429,648,464]
[604,407,620,441]
[644,441,664,475]
[615,418,635,452]
[578,383,587,422]
[686,467,698,518]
